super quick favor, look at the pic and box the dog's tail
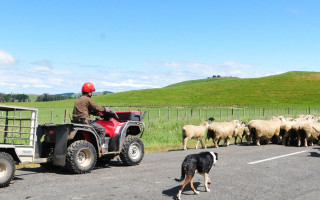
[174,163,186,182]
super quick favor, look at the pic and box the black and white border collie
[175,151,218,200]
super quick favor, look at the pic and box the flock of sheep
[182,114,320,149]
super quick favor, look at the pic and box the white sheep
[283,115,318,146]
[182,121,210,150]
[296,120,320,147]
[233,121,249,145]
[247,116,285,146]
[205,120,240,148]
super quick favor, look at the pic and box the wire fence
[35,106,320,124]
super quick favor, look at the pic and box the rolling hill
[3,71,320,108]
[93,71,320,107]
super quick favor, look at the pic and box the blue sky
[0,0,319,94]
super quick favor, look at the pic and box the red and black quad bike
[0,105,146,188]
[37,109,146,174]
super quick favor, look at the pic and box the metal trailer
[0,105,38,187]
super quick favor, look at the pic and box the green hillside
[3,71,320,108]
[93,71,320,107]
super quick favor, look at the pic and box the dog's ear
[215,152,218,160]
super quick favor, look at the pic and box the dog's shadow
[162,182,201,199]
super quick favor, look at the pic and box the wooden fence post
[51,109,53,123]
[64,109,68,123]
[177,108,179,119]
[168,109,170,120]
[158,109,160,119]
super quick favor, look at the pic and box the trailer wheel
[66,140,97,174]
[120,137,144,166]
[0,152,15,188]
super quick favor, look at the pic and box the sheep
[205,120,240,148]
[296,120,320,147]
[247,116,285,146]
[283,116,319,146]
[280,120,297,145]
[233,121,249,145]
[182,121,210,150]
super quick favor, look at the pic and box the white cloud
[100,79,158,88]
[0,50,17,66]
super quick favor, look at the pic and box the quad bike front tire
[120,136,144,166]
[0,152,15,188]
[66,140,97,174]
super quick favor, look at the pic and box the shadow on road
[162,182,200,199]
[309,147,320,158]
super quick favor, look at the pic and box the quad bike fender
[52,125,71,166]
[117,121,144,152]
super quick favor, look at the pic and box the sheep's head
[202,121,210,128]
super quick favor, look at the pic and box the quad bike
[0,105,146,187]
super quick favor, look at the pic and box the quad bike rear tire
[120,136,144,166]
[0,152,15,188]
[66,140,97,174]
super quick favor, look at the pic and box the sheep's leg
[213,139,219,148]
[297,136,301,147]
[204,137,210,149]
[199,138,204,149]
[224,138,228,147]
[183,137,189,150]
[226,137,230,146]
[195,139,199,149]
[234,136,238,145]
[256,139,260,146]
[304,138,308,147]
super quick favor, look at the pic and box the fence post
[309,107,311,114]
[177,108,179,119]
[64,109,68,123]
[168,109,170,120]
[199,109,201,119]
[51,109,53,123]
[191,108,194,118]
[220,108,222,119]
[206,108,208,119]
[158,109,160,120]
[185,109,187,118]
[148,109,150,121]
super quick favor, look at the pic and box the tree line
[0,93,75,102]
[35,93,74,102]
[0,93,30,102]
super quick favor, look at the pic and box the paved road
[2,144,320,200]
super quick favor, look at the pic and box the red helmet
[82,82,95,93]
